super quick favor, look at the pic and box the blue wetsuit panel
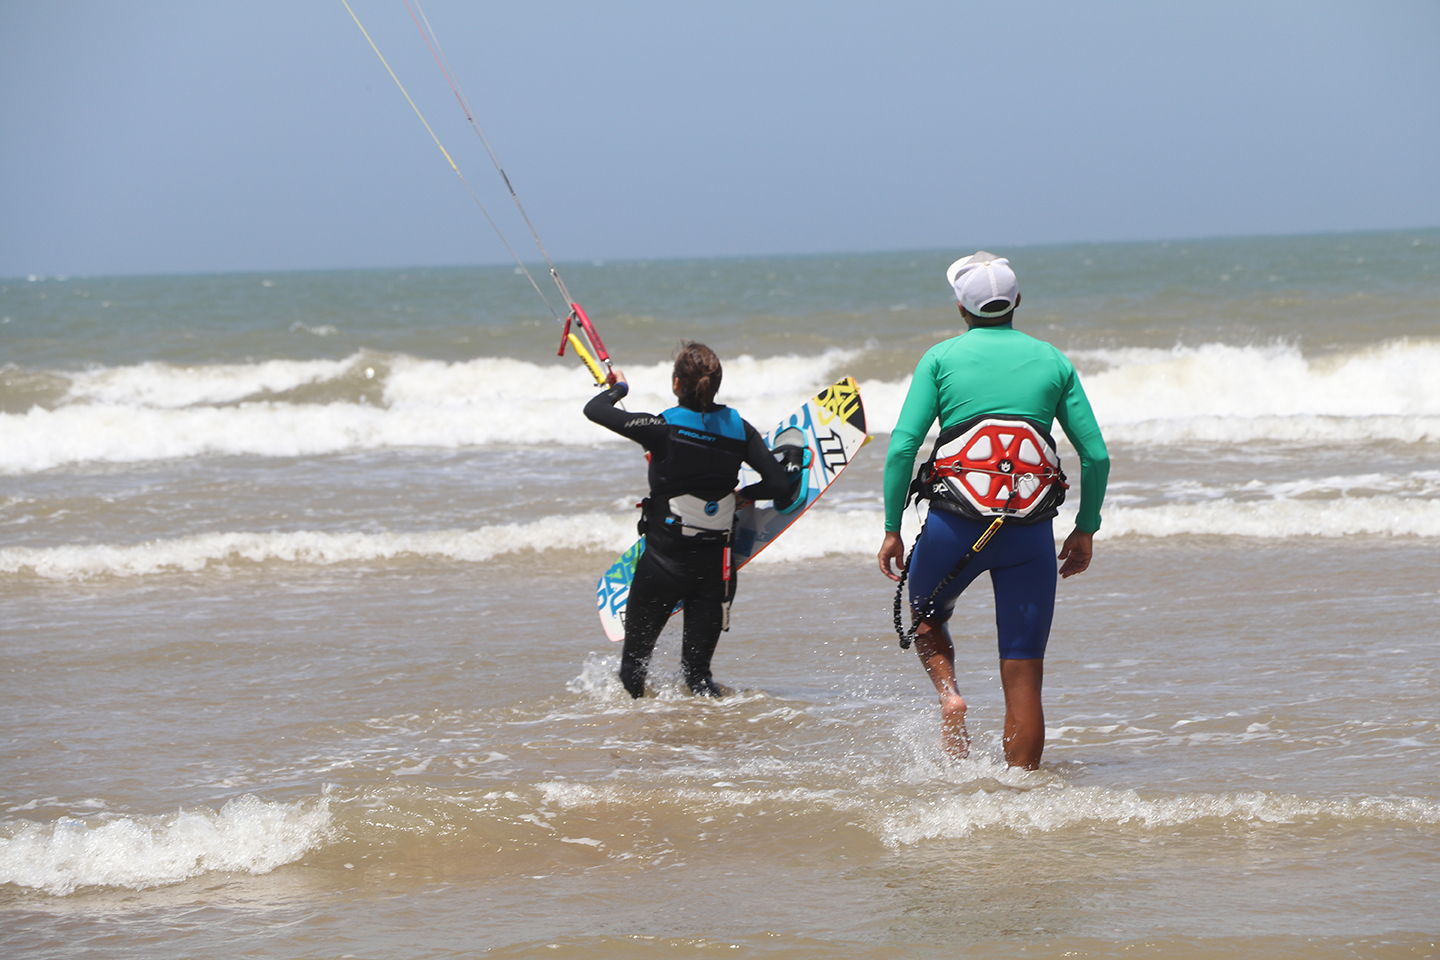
[662,405,747,441]
[906,510,1056,660]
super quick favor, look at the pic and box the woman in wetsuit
[585,342,795,698]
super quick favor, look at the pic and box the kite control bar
[557,302,615,387]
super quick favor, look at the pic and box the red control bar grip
[571,302,610,363]
[556,310,574,357]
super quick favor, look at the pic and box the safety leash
[892,514,1005,649]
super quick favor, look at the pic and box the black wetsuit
[585,382,792,696]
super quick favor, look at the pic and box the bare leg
[913,619,970,760]
[999,658,1044,769]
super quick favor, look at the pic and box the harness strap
[912,416,1068,524]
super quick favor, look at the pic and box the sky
[2,0,1438,278]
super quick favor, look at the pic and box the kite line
[340,0,614,384]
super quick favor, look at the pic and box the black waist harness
[641,492,737,552]
[907,415,1068,524]
[641,416,749,552]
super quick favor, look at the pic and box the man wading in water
[878,253,1109,768]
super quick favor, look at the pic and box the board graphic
[595,377,869,642]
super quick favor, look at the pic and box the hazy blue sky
[3,0,1437,278]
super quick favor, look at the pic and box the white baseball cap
[946,251,1019,318]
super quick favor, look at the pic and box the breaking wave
[5,496,1439,581]
[4,339,1437,474]
[0,350,861,473]
[1079,338,1440,445]
[878,786,1440,846]
[0,796,332,897]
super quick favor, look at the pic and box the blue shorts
[906,511,1057,660]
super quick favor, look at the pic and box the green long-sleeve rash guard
[883,323,1111,534]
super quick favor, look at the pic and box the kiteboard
[595,376,869,641]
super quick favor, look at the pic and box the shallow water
[3,230,1439,956]
[2,541,1437,956]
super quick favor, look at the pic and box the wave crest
[3,340,1437,474]
[880,786,1440,846]
[0,796,332,896]
[6,496,1440,581]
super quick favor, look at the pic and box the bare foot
[940,693,970,760]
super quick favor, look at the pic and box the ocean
[2,229,1438,958]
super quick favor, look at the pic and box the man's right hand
[878,530,906,582]
[1058,528,1093,578]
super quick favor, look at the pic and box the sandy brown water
[3,531,1437,957]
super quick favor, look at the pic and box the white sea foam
[6,340,1437,473]
[64,355,365,408]
[872,339,1440,444]
[0,515,639,580]
[1108,470,1440,504]
[860,338,1440,441]
[0,796,332,896]
[3,387,604,474]
[762,497,1440,549]
[1077,338,1440,444]
[382,349,859,414]
[6,494,1437,581]
[880,786,1440,846]
[1104,414,1440,445]
[1,349,861,473]
[535,779,1440,846]
[537,781,862,816]
[1081,339,1440,420]
[1098,496,1440,538]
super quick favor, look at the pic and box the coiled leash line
[892,514,1006,649]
